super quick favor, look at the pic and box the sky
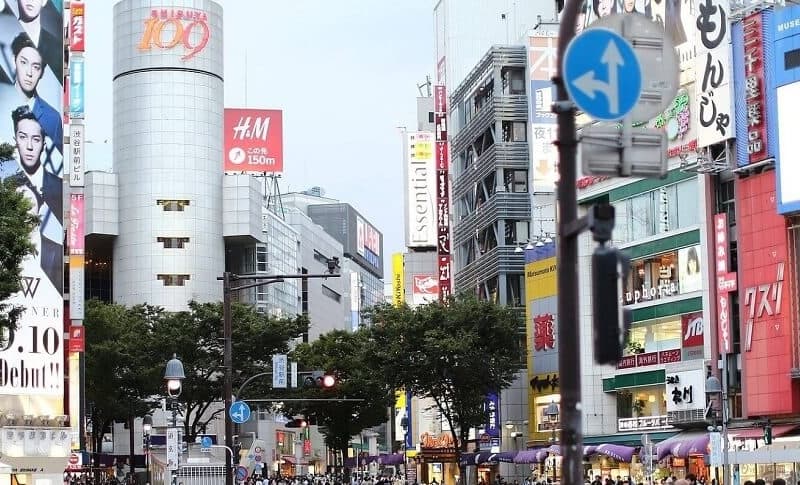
[84,0,434,274]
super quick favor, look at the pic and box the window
[157,274,190,286]
[502,67,525,95]
[157,199,190,211]
[428,111,434,123]
[504,220,529,245]
[157,237,190,248]
[506,273,524,307]
[505,169,528,193]
[501,121,527,142]
[321,285,341,302]
[257,245,268,272]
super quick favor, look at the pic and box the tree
[84,300,163,453]
[0,142,39,335]
[287,329,394,462]
[144,301,308,441]
[367,296,523,477]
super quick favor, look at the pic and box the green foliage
[85,299,307,443]
[367,295,523,452]
[0,143,38,335]
[286,330,394,454]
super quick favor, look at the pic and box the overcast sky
[84,1,434,273]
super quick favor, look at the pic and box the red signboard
[714,213,735,354]
[743,13,768,163]
[636,352,658,367]
[70,2,85,52]
[681,312,704,348]
[659,349,682,364]
[223,109,284,173]
[736,171,796,415]
[617,348,682,369]
[69,325,85,353]
[434,85,452,300]
[533,314,555,351]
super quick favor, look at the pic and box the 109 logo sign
[139,9,210,60]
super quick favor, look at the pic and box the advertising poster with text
[224,108,284,173]
[0,0,65,397]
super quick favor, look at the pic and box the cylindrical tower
[112,0,224,310]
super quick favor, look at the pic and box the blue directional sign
[201,436,212,449]
[229,400,251,424]
[563,27,642,121]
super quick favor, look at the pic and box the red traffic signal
[303,371,336,388]
[318,374,335,388]
[285,418,307,428]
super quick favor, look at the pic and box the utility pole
[553,1,583,484]
[221,261,340,485]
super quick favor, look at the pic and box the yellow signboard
[525,256,557,301]
[392,253,404,307]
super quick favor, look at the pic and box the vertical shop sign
[434,85,452,300]
[742,12,768,163]
[714,213,736,354]
[695,0,735,147]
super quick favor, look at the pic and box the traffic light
[588,204,633,366]
[764,423,773,444]
[303,370,336,388]
[285,418,308,428]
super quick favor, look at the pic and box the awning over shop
[730,425,798,440]
[655,432,709,460]
[488,451,516,463]
[584,431,676,446]
[281,456,309,465]
[513,450,540,464]
[593,444,636,462]
[459,453,475,466]
[377,454,405,465]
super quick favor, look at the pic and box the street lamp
[545,402,560,483]
[164,355,184,484]
[165,354,185,400]
[706,375,729,485]
[400,417,409,485]
[143,415,153,485]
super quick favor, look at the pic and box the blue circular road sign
[201,436,212,448]
[563,27,642,121]
[235,465,249,481]
[229,400,251,424]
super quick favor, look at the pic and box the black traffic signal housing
[764,423,773,444]
[303,370,336,389]
[588,203,633,366]
[285,417,308,428]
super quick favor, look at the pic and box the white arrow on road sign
[571,40,625,115]
[563,27,641,121]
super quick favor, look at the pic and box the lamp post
[401,417,409,485]
[143,415,152,485]
[505,420,528,483]
[221,261,340,485]
[164,355,185,485]
[705,375,729,485]
[545,402,560,483]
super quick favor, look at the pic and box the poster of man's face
[0,0,63,294]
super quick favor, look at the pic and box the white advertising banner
[166,428,179,471]
[272,354,287,389]
[530,123,558,192]
[411,275,439,306]
[694,0,735,147]
[405,132,436,248]
[69,259,85,320]
[69,124,85,187]
[665,369,706,412]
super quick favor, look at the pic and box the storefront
[622,245,702,307]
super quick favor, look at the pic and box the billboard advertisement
[434,85,451,300]
[223,108,284,173]
[356,215,382,273]
[524,242,558,433]
[392,253,404,307]
[69,1,85,52]
[412,275,439,306]
[693,0,735,148]
[770,7,800,213]
[405,131,436,248]
[68,194,85,255]
[69,56,84,120]
[0,0,64,399]
[527,35,558,193]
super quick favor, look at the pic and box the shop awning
[488,451,517,463]
[459,453,475,466]
[513,450,540,464]
[592,444,637,462]
[655,432,709,460]
[474,452,493,464]
[281,456,309,465]
[730,425,798,440]
[584,431,676,446]
[377,454,405,465]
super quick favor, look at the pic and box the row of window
[612,179,700,245]
[157,199,190,211]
